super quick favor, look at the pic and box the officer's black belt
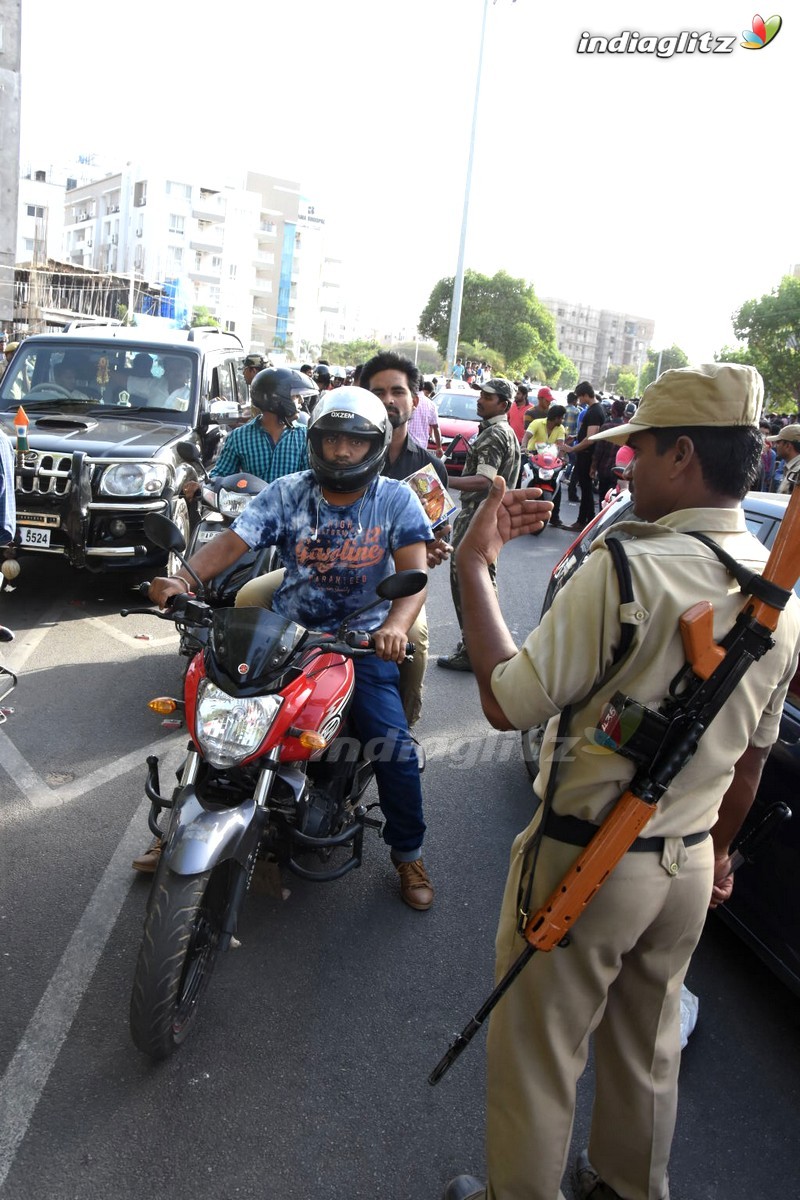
[542,809,710,853]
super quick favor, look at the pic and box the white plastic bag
[679,984,699,1049]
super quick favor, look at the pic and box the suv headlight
[100,462,170,497]
[217,487,253,519]
[194,679,282,767]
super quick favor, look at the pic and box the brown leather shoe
[564,520,586,533]
[392,856,434,910]
[132,838,162,874]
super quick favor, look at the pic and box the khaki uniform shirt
[778,454,800,495]
[460,414,520,519]
[492,507,800,839]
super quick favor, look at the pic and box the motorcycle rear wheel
[129,862,231,1060]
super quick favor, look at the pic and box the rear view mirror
[143,512,186,554]
[376,569,428,602]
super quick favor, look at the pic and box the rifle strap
[517,533,636,933]
[687,532,792,611]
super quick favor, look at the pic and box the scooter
[123,512,425,1060]
[522,442,567,502]
[521,442,567,533]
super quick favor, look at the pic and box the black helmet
[288,368,318,411]
[313,364,331,386]
[250,367,302,426]
[307,388,390,493]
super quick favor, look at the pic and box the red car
[431,386,480,475]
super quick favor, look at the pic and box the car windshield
[0,342,197,416]
[437,392,479,421]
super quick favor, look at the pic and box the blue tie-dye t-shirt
[231,471,433,634]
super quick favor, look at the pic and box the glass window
[0,342,197,413]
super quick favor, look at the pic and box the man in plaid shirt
[211,368,310,482]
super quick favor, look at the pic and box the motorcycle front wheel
[129,861,232,1060]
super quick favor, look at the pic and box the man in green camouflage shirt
[437,378,522,672]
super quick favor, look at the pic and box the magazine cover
[404,463,457,529]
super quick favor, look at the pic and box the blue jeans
[349,656,426,858]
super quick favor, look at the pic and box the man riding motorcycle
[147,389,436,911]
[208,367,313,481]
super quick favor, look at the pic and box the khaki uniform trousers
[449,509,497,635]
[234,571,428,728]
[483,822,713,1200]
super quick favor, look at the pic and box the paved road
[0,499,797,1200]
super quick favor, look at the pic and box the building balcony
[188,270,221,285]
[189,237,223,254]
[192,202,225,221]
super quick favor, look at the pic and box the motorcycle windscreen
[207,608,308,695]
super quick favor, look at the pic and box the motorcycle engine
[297,785,340,839]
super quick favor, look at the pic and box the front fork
[145,748,279,947]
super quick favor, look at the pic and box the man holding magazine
[361,352,455,726]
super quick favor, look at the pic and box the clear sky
[18,0,795,364]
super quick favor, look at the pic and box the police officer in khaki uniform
[437,378,520,672]
[766,422,800,494]
[442,363,800,1200]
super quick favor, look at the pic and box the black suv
[0,326,249,573]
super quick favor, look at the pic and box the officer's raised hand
[457,477,551,567]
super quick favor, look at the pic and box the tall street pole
[445,0,491,375]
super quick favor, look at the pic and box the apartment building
[59,164,342,355]
[542,296,655,389]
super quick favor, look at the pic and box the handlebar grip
[405,641,415,657]
[137,581,152,597]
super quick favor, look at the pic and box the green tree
[457,339,506,375]
[616,370,638,398]
[390,341,444,372]
[321,337,385,364]
[638,344,688,392]
[418,269,559,373]
[716,275,800,407]
[191,306,220,328]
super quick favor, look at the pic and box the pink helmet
[613,445,634,476]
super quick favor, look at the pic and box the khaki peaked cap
[589,363,764,445]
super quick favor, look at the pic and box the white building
[54,163,342,355]
[17,169,66,265]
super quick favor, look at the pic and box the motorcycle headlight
[194,679,282,767]
[537,469,554,480]
[217,487,253,519]
[100,462,170,497]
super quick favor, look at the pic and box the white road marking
[0,731,185,819]
[1,600,63,674]
[0,732,53,808]
[84,615,179,651]
[0,795,151,1191]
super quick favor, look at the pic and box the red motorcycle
[123,514,425,1060]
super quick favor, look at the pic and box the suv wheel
[167,498,191,578]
